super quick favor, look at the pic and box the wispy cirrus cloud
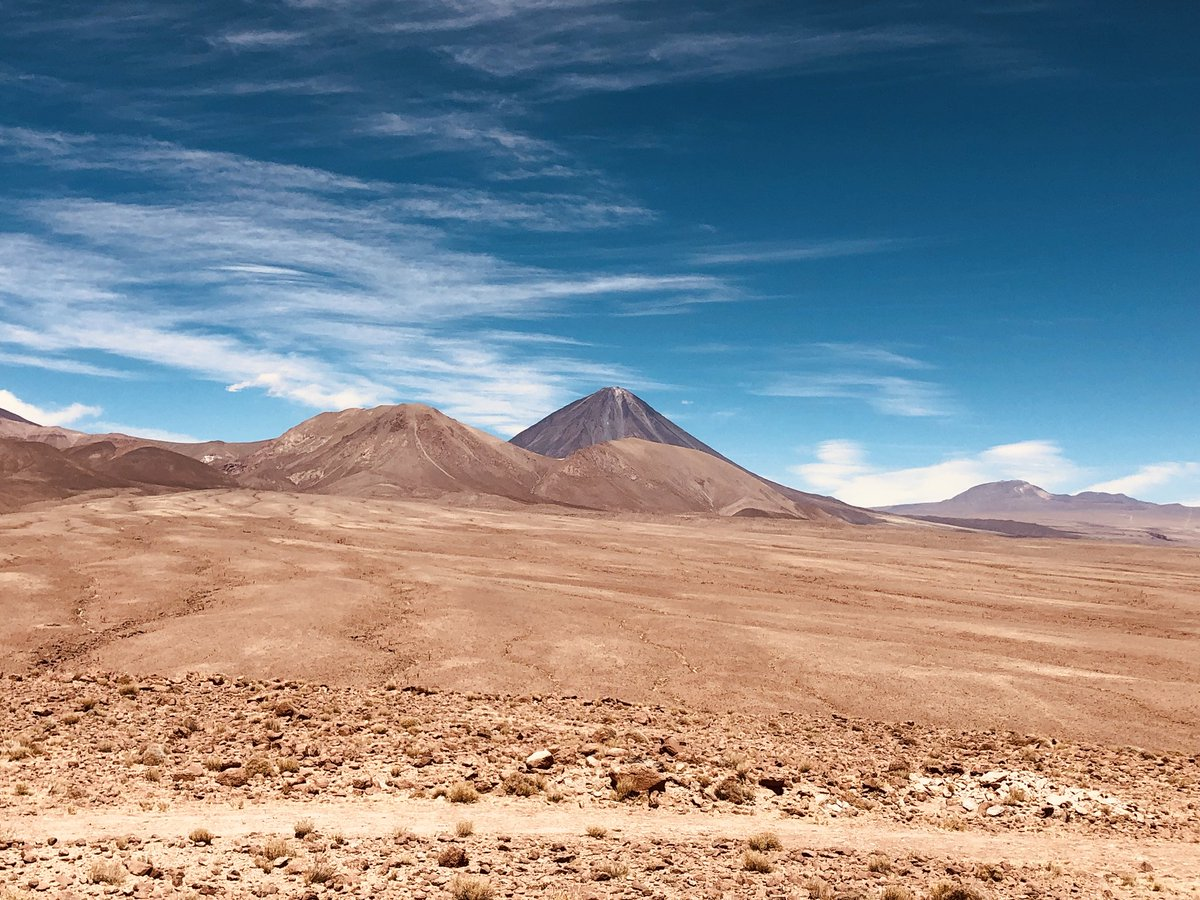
[0,127,722,430]
[761,373,950,417]
[691,238,907,266]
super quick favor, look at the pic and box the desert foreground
[2,490,1198,898]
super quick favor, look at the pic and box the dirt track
[2,489,1198,748]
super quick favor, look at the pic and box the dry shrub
[714,775,755,805]
[304,855,335,885]
[882,887,915,900]
[88,860,126,885]
[501,772,544,796]
[277,756,300,773]
[592,860,629,880]
[748,831,781,851]
[438,846,469,868]
[806,877,835,900]
[244,756,274,778]
[447,781,479,804]
[743,850,773,873]
[260,836,290,860]
[868,853,893,873]
[189,828,214,845]
[929,883,984,900]
[450,875,494,900]
[455,820,474,837]
[294,819,315,838]
[585,824,607,838]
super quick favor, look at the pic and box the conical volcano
[510,386,728,461]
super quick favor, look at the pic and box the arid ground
[2,490,1198,898]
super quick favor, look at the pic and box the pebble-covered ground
[2,672,1198,898]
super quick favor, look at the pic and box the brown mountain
[232,404,554,501]
[0,438,234,513]
[512,387,878,523]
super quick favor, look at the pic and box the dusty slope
[534,438,805,517]
[64,441,236,490]
[2,490,1197,749]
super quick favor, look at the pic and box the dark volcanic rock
[511,387,729,461]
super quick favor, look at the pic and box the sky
[1,1,1197,507]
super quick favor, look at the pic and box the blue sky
[1,1,1197,506]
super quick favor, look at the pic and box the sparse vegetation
[585,824,608,838]
[447,781,480,803]
[88,860,126,885]
[806,877,835,899]
[501,772,544,796]
[438,846,469,868]
[882,886,915,900]
[592,860,629,880]
[929,883,984,900]
[747,831,781,851]
[294,818,315,838]
[189,827,214,845]
[449,875,495,900]
[743,850,773,873]
[868,853,893,873]
[455,819,474,837]
[304,855,335,885]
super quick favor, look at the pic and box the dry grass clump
[585,824,608,838]
[882,886,915,900]
[868,853,893,873]
[455,820,475,837]
[304,855,335,885]
[806,877,835,899]
[189,828,214,845]
[294,818,315,838]
[88,860,126,885]
[929,883,985,900]
[592,860,629,880]
[747,831,781,851]
[714,775,755,804]
[450,875,495,900]
[244,755,274,778]
[277,756,300,773]
[612,775,641,801]
[501,772,545,796]
[743,850,773,873]
[438,846,469,868]
[140,745,167,766]
[447,781,480,803]
[260,836,290,860]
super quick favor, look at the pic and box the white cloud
[791,439,1081,507]
[1085,463,1200,497]
[0,389,100,427]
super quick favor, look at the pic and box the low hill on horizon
[882,479,1200,543]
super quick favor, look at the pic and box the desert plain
[2,489,1199,899]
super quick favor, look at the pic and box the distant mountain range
[0,391,869,523]
[881,480,1199,542]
